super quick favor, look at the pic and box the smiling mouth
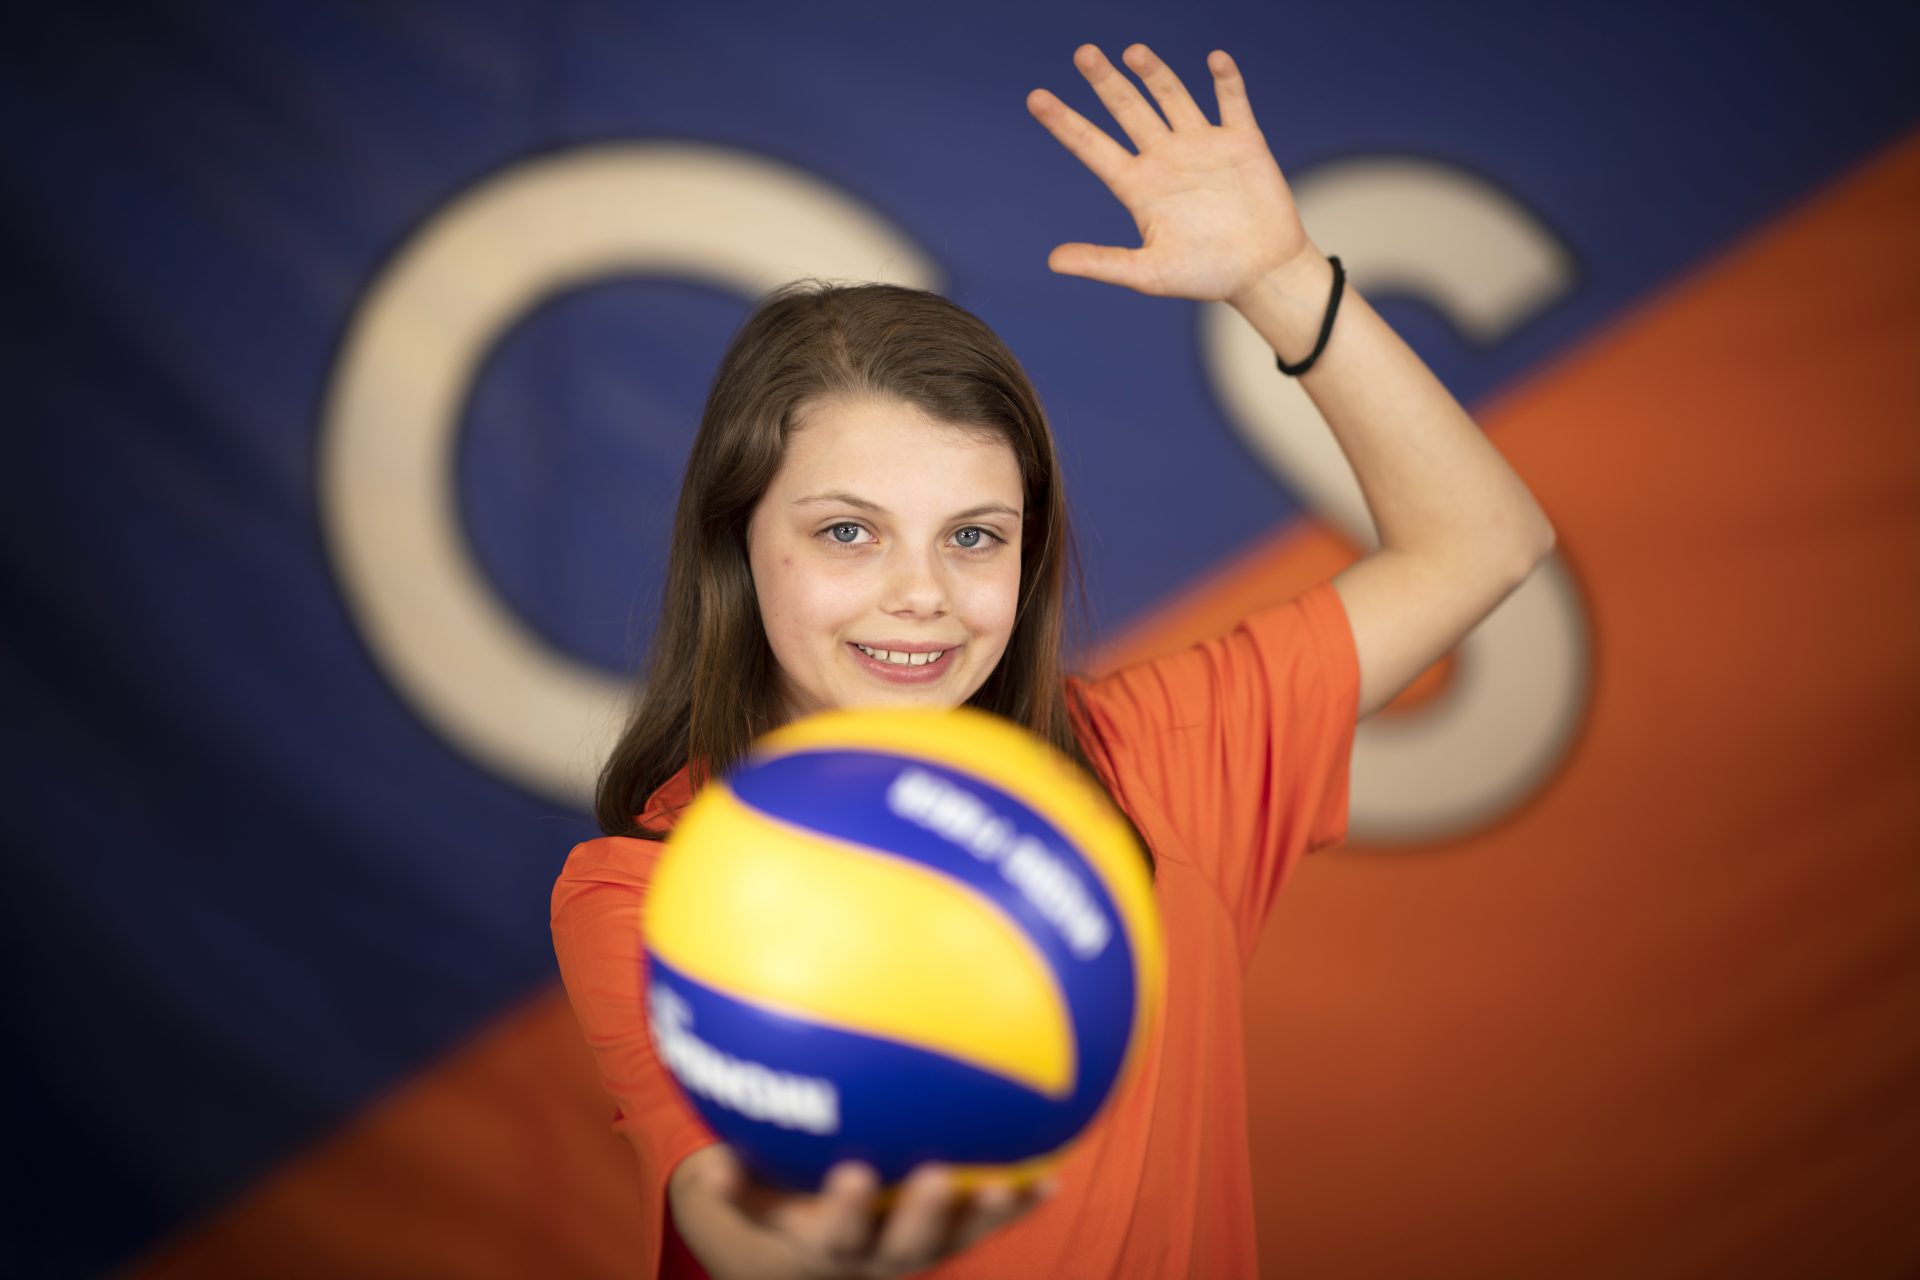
[852,644,951,668]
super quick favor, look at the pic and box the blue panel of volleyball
[641,707,1165,1193]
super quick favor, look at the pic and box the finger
[1121,43,1211,131]
[704,1145,744,1200]
[945,1179,1027,1253]
[1072,43,1168,150]
[1208,49,1258,132]
[1047,242,1151,293]
[811,1161,881,1261]
[1026,87,1132,190]
[869,1163,962,1272]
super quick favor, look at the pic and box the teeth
[857,645,944,667]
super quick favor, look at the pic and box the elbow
[1425,509,1557,583]
[1528,514,1556,560]
[1486,512,1555,584]
[1511,518,1556,580]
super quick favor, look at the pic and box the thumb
[1047,242,1148,291]
[702,1144,746,1203]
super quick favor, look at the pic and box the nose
[883,544,950,618]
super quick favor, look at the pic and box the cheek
[748,539,802,644]
[758,558,862,636]
[963,560,1023,637]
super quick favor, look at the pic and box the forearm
[1228,247,1555,567]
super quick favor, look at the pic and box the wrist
[1228,245,1332,315]
[1229,247,1341,371]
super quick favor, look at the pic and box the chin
[842,688,960,714]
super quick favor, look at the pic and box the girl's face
[746,395,1025,723]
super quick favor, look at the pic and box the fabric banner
[4,4,1915,1276]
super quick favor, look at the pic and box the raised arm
[1027,43,1555,721]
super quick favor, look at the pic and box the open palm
[1026,44,1314,304]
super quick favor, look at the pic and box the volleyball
[641,705,1165,1197]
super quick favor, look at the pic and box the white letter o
[318,144,940,805]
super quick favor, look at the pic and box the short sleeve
[1069,579,1360,966]
[551,837,718,1278]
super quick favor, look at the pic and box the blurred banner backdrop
[4,2,1916,1277]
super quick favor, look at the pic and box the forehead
[773,396,1023,503]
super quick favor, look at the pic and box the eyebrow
[792,491,1023,523]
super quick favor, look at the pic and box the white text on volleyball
[649,986,841,1134]
[887,767,1113,959]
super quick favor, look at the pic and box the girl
[552,42,1554,1280]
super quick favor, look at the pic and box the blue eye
[817,523,1003,551]
[955,526,1006,552]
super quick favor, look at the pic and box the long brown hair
[595,279,1153,877]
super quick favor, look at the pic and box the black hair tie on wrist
[1274,254,1344,377]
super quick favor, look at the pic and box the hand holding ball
[642,706,1165,1199]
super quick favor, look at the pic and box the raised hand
[1026,44,1319,305]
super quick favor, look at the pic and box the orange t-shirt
[551,579,1360,1278]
